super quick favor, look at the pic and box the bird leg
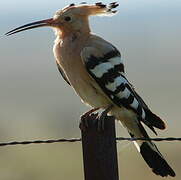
[97,104,113,131]
[79,107,100,131]
[79,105,114,131]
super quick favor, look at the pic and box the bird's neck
[56,30,90,48]
[62,29,90,40]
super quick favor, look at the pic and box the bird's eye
[64,16,71,22]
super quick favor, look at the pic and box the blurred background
[0,0,181,179]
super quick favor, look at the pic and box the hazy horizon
[0,0,181,179]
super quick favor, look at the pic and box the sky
[0,0,181,179]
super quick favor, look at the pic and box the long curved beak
[5,18,54,36]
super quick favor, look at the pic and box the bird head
[5,2,119,37]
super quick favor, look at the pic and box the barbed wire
[0,137,180,147]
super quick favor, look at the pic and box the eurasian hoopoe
[6,2,175,177]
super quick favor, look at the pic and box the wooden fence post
[81,115,119,180]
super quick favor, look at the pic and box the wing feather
[81,46,165,133]
[56,61,71,86]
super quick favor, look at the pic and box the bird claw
[97,113,106,131]
[97,105,113,131]
[79,108,100,131]
[79,112,106,132]
[79,112,98,131]
[79,105,113,131]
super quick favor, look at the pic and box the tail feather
[140,142,175,177]
[144,109,166,130]
[133,90,166,130]
[128,122,175,177]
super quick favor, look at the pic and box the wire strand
[0,137,180,147]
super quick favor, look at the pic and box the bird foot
[79,108,99,131]
[79,112,106,132]
[97,112,106,131]
[79,105,113,131]
[97,105,113,131]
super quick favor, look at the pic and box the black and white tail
[129,122,175,177]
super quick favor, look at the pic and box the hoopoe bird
[6,2,175,177]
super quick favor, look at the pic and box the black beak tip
[4,18,53,37]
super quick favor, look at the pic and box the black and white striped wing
[81,46,165,133]
[81,47,146,120]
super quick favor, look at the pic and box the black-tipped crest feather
[94,2,119,14]
[69,3,75,7]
